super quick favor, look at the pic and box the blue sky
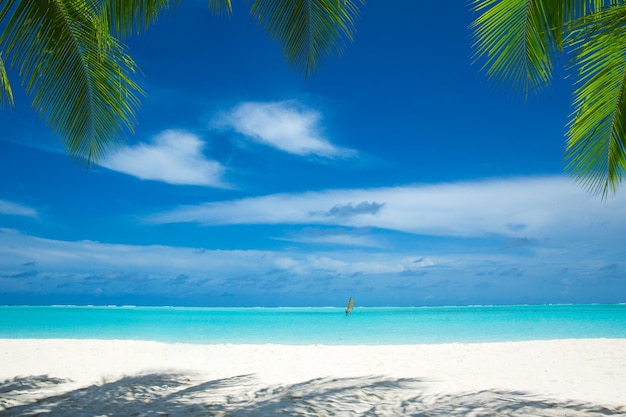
[1,2,625,307]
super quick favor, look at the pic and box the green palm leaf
[0,2,14,107]
[0,53,13,107]
[1,0,142,162]
[471,0,565,95]
[208,0,232,16]
[249,0,362,77]
[472,0,626,195]
[566,5,626,195]
[101,0,177,37]
[471,1,620,94]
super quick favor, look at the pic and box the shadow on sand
[1,373,624,416]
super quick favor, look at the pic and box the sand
[0,338,625,416]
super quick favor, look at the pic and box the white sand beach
[1,338,625,416]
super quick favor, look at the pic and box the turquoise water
[0,304,625,345]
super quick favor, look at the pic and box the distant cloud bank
[1,223,623,306]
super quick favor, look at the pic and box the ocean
[1,304,625,345]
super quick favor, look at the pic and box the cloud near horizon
[0,228,430,280]
[1,227,623,305]
[216,101,354,158]
[145,176,626,242]
[100,130,227,187]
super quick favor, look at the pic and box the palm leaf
[471,0,626,195]
[0,0,142,162]
[248,0,363,77]
[0,1,15,107]
[0,53,13,107]
[102,0,234,37]
[101,0,177,37]
[565,5,626,195]
[471,0,566,95]
[470,0,623,94]
[208,0,232,16]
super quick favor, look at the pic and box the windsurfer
[345,297,354,315]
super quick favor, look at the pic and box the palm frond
[101,0,177,37]
[565,4,626,195]
[0,0,15,107]
[0,53,13,107]
[1,0,142,162]
[471,0,565,95]
[209,0,232,16]
[248,0,363,77]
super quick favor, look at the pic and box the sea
[1,304,625,345]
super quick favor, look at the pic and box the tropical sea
[1,304,625,345]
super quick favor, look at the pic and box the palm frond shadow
[0,373,624,416]
[0,375,69,394]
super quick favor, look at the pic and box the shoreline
[1,338,625,415]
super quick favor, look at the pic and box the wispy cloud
[216,101,354,158]
[278,228,385,248]
[145,176,626,242]
[0,200,38,218]
[101,130,227,187]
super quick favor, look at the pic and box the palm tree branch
[565,5,626,195]
[100,0,178,37]
[0,0,15,107]
[248,0,363,77]
[470,0,624,94]
[0,52,13,107]
[471,0,565,95]
[1,0,142,162]
[208,0,233,16]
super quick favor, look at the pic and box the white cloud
[0,200,38,218]
[291,233,380,248]
[2,227,623,305]
[278,228,384,248]
[0,228,419,278]
[146,176,626,242]
[217,101,354,157]
[101,130,227,187]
